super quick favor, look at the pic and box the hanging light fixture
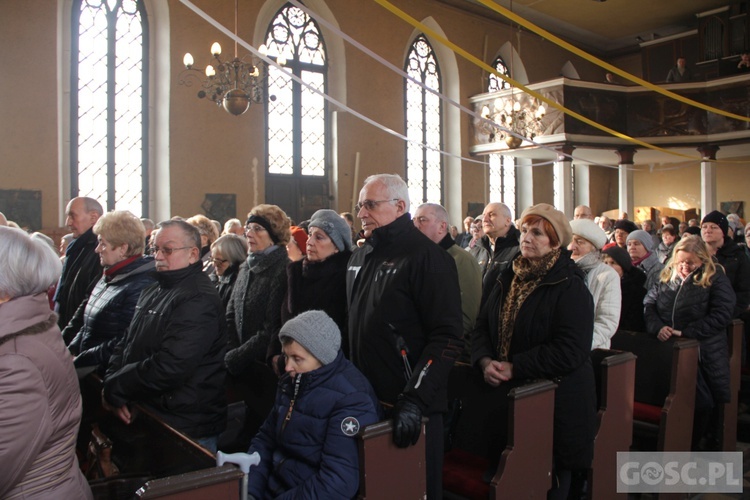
[178,0,285,116]
[478,0,545,148]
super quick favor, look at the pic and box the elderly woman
[656,224,679,264]
[63,211,155,375]
[627,229,664,292]
[210,233,248,310]
[644,236,735,450]
[187,214,220,275]
[225,204,291,435]
[0,227,93,499]
[268,210,353,368]
[568,219,622,349]
[472,204,595,499]
[222,218,245,236]
[602,245,647,332]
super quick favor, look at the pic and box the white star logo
[341,417,360,436]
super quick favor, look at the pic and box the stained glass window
[265,3,327,177]
[71,0,148,216]
[405,34,442,208]
[488,55,510,92]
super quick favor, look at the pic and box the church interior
[1,0,749,237]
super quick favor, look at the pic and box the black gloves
[392,397,422,448]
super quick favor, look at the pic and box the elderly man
[57,197,104,335]
[103,220,227,452]
[414,203,482,348]
[347,174,463,499]
[456,215,474,248]
[477,202,520,302]
[573,205,594,220]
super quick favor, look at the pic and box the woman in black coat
[602,245,647,332]
[266,209,353,372]
[644,236,735,450]
[471,204,596,500]
[209,234,248,312]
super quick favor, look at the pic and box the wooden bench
[136,465,244,499]
[721,319,743,451]
[589,349,636,500]
[610,331,699,451]
[443,362,556,499]
[357,420,427,499]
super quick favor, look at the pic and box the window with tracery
[264,3,327,177]
[488,55,510,92]
[71,0,149,216]
[489,154,516,216]
[405,34,443,208]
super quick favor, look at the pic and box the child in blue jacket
[246,310,382,499]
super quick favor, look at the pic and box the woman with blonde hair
[63,210,155,375]
[644,236,735,450]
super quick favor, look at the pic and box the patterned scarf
[497,248,561,361]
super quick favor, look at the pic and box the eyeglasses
[152,246,192,256]
[355,198,399,212]
[245,224,267,233]
[211,257,228,265]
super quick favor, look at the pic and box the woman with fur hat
[568,219,621,349]
[269,209,354,369]
[472,203,596,499]
[246,311,381,499]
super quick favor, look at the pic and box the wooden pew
[721,319,743,451]
[588,349,636,500]
[357,420,426,499]
[610,331,699,451]
[443,362,556,499]
[136,465,244,499]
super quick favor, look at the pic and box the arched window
[71,0,149,216]
[264,3,328,222]
[405,34,443,208]
[488,55,510,92]
[487,56,515,211]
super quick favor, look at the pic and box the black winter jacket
[66,256,155,373]
[225,247,289,375]
[618,267,647,332]
[346,213,464,413]
[471,250,596,470]
[478,225,520,305]
[57,228,103,334]
[644,267,735,408]
[715,236,750,318]
[104,261,227,438]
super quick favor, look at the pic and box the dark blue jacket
[644,267,735,408]
[66,256,155,374]
[247,351,381,499]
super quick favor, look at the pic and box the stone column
[554,145,575,218]
[698,145,719,215]
[616,147,636,219]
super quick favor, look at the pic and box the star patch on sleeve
[341,416,360,436]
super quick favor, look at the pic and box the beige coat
[0,293,92,499]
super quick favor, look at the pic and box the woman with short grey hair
[210,233,248,310]
[0,227,93,499]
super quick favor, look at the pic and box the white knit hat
[569,219,607,250]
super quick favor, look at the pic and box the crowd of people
[1,183,749,498]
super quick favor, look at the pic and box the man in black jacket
[103,220,227,452]
[57,197,104,335]
[477,202,520,304]
[347,174,463,499]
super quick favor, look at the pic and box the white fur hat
[569,219,607,250]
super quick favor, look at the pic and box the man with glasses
[346,174,463,499]
[103,220,227,452]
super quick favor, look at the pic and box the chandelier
[178,0,285,116]
[480,97,546,149]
